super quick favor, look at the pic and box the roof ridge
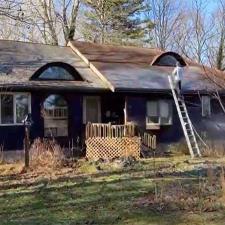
[68,41,115,92]
[73,40,164,53]
[0,39,69,48]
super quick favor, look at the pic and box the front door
[83,96,101,124]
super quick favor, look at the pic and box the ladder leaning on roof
[168,75,201,158]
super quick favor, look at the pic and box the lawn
[0,156,225,225]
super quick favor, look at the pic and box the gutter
[68,41,115,92]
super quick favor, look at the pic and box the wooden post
[24,126,30,168]
[23,113,33,168]
[124,97,128,125]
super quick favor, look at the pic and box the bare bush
[167,139,189,156]
[202,140,225,157]
[29,138,65,170]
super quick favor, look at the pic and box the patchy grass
[0,156,225,225]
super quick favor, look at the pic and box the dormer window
[152,52,187,67]
[31,62,83,81]
[39,66,74,80]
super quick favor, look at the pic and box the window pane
[147,116,159,124]
[147,101,158,117]
[160,101,169,118]
[157,55,178,66]
[39,67,74,80]
[16,94,29,123]
[202,96,211,117]
[160,100,172,124]
[146,101,159,124]
[44,94,67,108]
[1,95,14,124]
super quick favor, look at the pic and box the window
[31,62,83,81]
[43,95,68,118]
[156,55,178,66]
[0,93,30,125]
[202,96,211,117]
[146,100,172,129]
[1,95,14,124]
[16,94,29,123]
[152,52,186,67]
[43,95,68,137]
[83,96,101,124]
[39,66,74,80]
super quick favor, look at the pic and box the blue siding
[1,91,83,151]
[0,126,25,150]
[2,91,225,151]
[126,96,183,143]
[126,95,225,144]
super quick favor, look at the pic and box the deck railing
[142,132,157,150]
[85,122,136,139]
[85,122,157,150]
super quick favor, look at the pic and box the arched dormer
[31,62,83,81]
[151,52,187,67]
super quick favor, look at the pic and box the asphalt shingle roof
[0,40,108,91]
[71,41,225,93]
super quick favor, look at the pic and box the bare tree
[24,0,80,45]
[205,0,225,70]
[0,0,81,45]
[145,0,184,50]
[0,0,24,19]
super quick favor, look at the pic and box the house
[0,40,224,152]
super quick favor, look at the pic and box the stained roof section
[0,40,107,91]
[71,41,225,93]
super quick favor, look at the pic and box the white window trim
[201,95,211,117]
[83,96,101,124]
[146,100,173,127]
[0,92,31,126]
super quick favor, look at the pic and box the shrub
[29,138,65,170]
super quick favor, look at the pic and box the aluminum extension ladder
[168,75,201,158]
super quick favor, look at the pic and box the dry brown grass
[220,166,225,204]
[29,138,65,171]
[202,141,225,157]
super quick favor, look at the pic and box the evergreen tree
[81,0,153,45]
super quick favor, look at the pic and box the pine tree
[81,0,153,45]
